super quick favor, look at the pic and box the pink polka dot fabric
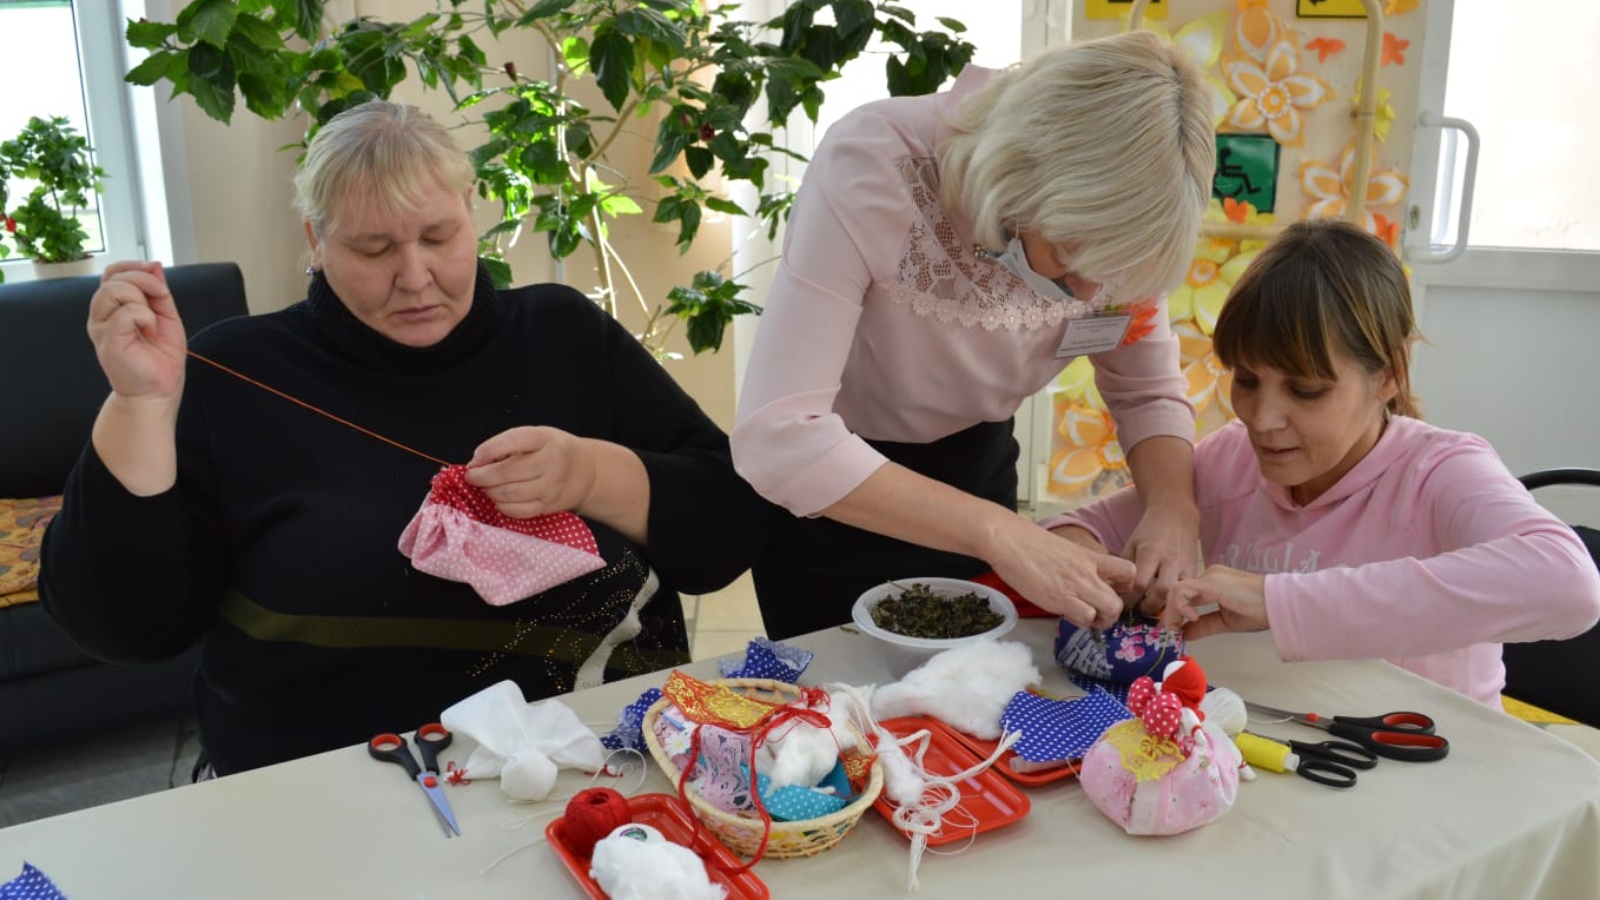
[398,465,606,606]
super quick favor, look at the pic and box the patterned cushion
[0,496,62,607]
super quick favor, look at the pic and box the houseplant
[0,115,108,278]
[123,0,973,356]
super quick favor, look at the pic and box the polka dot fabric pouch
[398,464,606,606]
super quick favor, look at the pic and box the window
[0,0,142,279]
[1437,0,1599,252]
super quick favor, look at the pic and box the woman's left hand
[1161,566,1268,640]
[1121,504,1200,612]
[465,426,597,518]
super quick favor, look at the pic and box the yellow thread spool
[1236,732,1294,773]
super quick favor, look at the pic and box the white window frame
[0,0,147,283]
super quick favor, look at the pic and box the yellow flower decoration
[1141,12,1236,126]
[1352,81,1397,143]
[1046,360,1129,497]
[1386,0,1421,17]
[1221,8,1334,147]
[1300,140,1410,231]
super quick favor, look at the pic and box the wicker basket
[641,678,884,859]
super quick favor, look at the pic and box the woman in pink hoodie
[1047,219,1600,705]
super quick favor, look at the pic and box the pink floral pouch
[398,465,606,606]
[1078,661,1241,836]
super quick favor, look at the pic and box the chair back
[0,263,248,498]
[1502,468,1600,727]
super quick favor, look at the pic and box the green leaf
[190,0,238,48]
[517,0,577,26]
[188,42,228,79]
[684,146,713,179]
[936,16,968,34]
[125,52,175,86]
[613,8,687,49]
[561,35,590,72]
[188,52,238,123]
[648,119,692,174]
[704,196,746,217]
[599,192,643,216]
[879,4,915,23]
[290,0,325,41]
[589,28,635,111]
[126,19,179,50]
[835,0,874,42]
[479,255,514,289]
[230,12,281,49]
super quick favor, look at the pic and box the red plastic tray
[944,727,1083,788]
[871,717,1030,846]
[547,793,770,900]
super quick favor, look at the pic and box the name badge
[1055,311,1133,359]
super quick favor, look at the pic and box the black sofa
[0,263,248,757]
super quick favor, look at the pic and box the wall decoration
[1086,0,1169,21]
[1352,82,1397,142]
[1296,0,1367,18]
[1213,134,1281,212]
[1299,140,1409,232]
[1381,32,1411,66]
[1220,7,1334,147]
[1385,0,1421,16]
[1304,36,1347,63]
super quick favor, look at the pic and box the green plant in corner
[123,0,974,357]
[0,115,108,265]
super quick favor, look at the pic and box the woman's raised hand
[1161,565,1269,640]
[87,261,188,400]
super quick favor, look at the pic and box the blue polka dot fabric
[601,687,664,753]
[1069,673,1134,707]
[718,637,814,683]
[999,688,1134,766]
[1,863,67,900]
[751,759,852,822]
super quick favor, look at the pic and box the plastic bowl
[852,577,1018,679]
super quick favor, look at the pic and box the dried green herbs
[870,582,1003,640]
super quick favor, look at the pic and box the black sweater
[41,268,773,774]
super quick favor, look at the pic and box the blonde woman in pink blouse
[732,32,1216,639]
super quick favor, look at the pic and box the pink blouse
[732,66,1194,517]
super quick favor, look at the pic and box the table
[3,622,1598,899]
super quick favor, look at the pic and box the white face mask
[987,235,1076,300]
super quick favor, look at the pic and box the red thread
[565,787,633,857]
[186,350,451,467]
[445,760,470,786]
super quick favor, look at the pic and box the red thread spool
[565,787,632,857]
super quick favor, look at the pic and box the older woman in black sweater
[41,101,773,775]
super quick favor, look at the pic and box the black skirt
[753,419,1018,640]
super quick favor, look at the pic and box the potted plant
[0,115,108,278]
[123,1,971,356]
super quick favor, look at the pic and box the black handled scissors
[1244,730,1377,789]
[369,723,461,837]
[1246,701,1449,762]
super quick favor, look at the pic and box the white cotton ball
[500,748,558,801]
[871,639,1041,739]
[764,723,840,790]
[589,823,728,900]
[1200,686,1248,737]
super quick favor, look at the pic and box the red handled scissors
[1246,702,1449,762]
[369,723,461,837]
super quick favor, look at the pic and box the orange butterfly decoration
[1222,197,1251,224]
[1373,213,1401,249]
[1305,37,1346,64]
[1382,32,1410,66]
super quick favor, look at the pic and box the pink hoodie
[1043,417,1600,706]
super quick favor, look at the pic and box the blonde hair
[1213,219,1422,418]
[937,30,1214,305]
[294,100,475,238]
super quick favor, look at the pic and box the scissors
[1246,701,1449,763]
[369,723,461,837]
[1241,730,1377,789]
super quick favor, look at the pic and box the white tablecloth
[3,623,1597,899]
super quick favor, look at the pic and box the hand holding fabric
[466,425,597,519]
[1163,566,1269,640]
[987,515,1134,630]
[1120,502,1201,612]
